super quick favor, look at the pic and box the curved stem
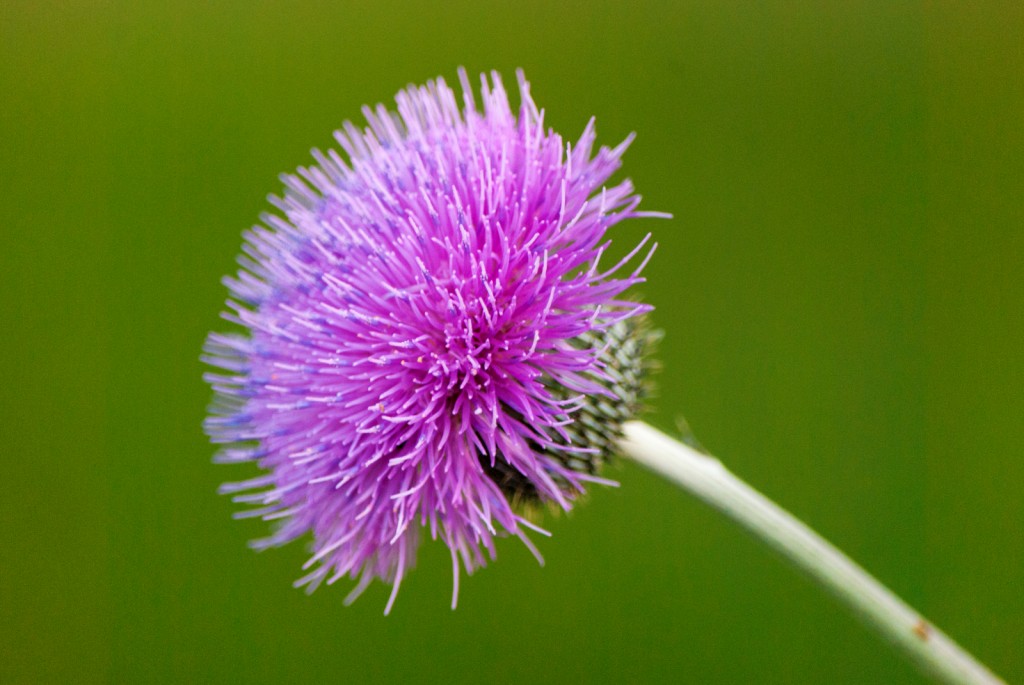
[618,420,1005,685]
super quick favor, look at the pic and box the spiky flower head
[203,69,662,613]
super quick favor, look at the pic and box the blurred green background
[2,2,1021,683]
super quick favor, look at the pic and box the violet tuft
[203,69,663,613]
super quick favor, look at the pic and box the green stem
[619,421,1005,685]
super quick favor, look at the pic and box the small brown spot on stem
[913,619,931,641]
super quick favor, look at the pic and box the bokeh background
[2,2,1022,683]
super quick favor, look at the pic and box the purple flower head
[203,69,663,613]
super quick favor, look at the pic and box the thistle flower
[203,69,662,613]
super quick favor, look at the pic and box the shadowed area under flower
[203,69,665,613]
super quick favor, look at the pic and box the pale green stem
[619,420,1005,685]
